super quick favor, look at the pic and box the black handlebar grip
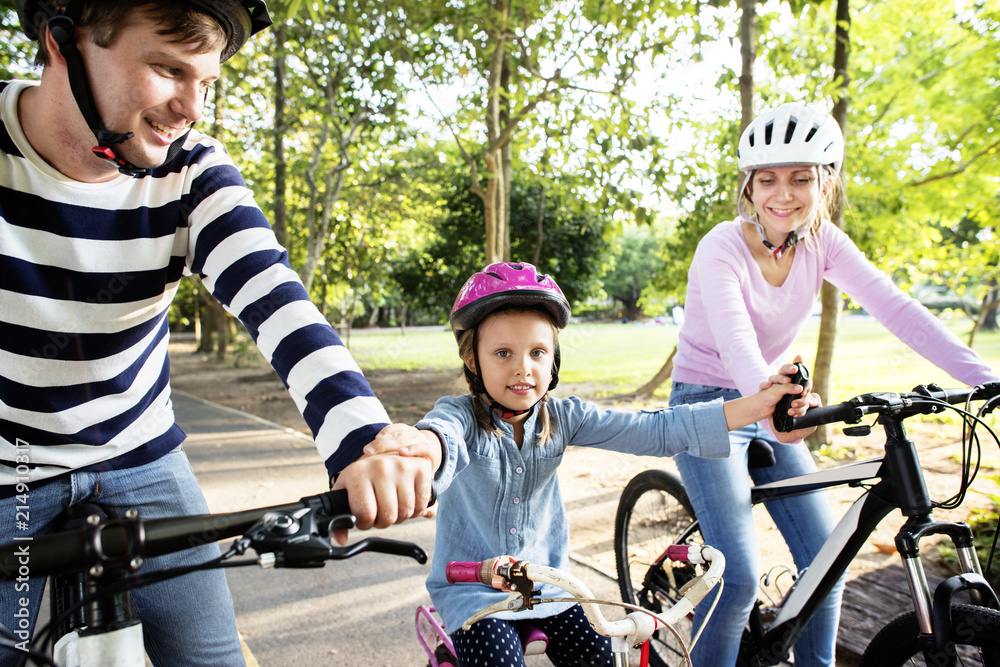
[773,362,809,433]
[786,400,861,430]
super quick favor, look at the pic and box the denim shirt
[417,393,730,633]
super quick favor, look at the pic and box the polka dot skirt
[450,604,613,666]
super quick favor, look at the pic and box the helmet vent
[764,122,774,145]
[783,119,798,144]
[485,272,503,280]
[805,125,819,142]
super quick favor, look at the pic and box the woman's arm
[823,225,998,386]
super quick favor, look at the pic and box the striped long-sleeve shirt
[0,80,390,487]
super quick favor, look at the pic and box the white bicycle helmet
[736,103,844,257]
[737,103,844,173]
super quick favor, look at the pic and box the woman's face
[468,310,556,419]
[747,166,822,241]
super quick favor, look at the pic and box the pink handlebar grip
[446,561,486,584]
[666,545,693,562]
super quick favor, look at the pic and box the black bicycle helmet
[16,0,272,175]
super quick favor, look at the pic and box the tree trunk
[809,0,851,448]
[738,0,756,132]
[982,287,999,331]
[272,22,288,249]
[532,187,546,266]
[500,54,513,262]
[213,300,229,363]
[192,284,202,349]
[624,347,676,400]
[197,289,217,354]
[482,1,510,265]
[968,287,1000,346]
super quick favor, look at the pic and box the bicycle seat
[517,624,548,656]
[747,439,776,469]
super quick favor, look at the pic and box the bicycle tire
[859,604,1000,667]
[614,469,703,667]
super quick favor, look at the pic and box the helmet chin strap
[48,12,189,177]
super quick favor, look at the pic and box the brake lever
[461,593,527,630]
[328,537,427,564]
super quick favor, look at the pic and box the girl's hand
[762,357,822,442]
[364,423,442,472]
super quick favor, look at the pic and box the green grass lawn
[346,316,1000,402]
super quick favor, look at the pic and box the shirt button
[513,498,519,504]
[516,467,523,474]
[509,528,517,535]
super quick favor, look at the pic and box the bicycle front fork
[897,515,999,649]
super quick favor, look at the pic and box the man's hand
[330,453,434,545]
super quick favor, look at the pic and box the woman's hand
[763,356,822,442]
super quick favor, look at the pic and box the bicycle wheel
[859,604,1000,666]
[614,469,703,667]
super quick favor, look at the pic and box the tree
[395,163,612,322]
[603,226,665,321]
[408,0,702,263]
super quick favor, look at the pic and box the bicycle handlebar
[776,381,1000,433]
[447,546,725,645]
[0,489,427,579]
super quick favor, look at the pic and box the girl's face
[748,166,822,242]
[469,310,556,419]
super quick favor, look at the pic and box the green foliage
[654,0,999,321]
[1,5,39,79]
[2,0,997,342]
[394,163,613,323]
[603,225,667,320]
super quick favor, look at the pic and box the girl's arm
[723,360,821,442]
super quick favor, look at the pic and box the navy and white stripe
[0,80,389,486]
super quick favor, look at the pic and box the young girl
[670,103,999,666]
[403,261,816,667]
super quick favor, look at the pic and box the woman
[669,102,998,666]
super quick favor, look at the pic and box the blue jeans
[670,382,844,667]
[0,448,244,666]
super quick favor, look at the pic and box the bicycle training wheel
[614,469,704,667]
[859,604,1000,666]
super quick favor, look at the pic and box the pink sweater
[673,218,998,400]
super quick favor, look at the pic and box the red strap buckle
[92,146,121,164]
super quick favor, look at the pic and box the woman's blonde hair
[740,165,844,241]
[456,307,558,446]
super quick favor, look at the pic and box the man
[0,1,432,663]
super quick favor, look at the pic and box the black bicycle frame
[687,411,995,663]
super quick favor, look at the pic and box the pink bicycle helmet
[450,262,571,339]
[451,262,571,413]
